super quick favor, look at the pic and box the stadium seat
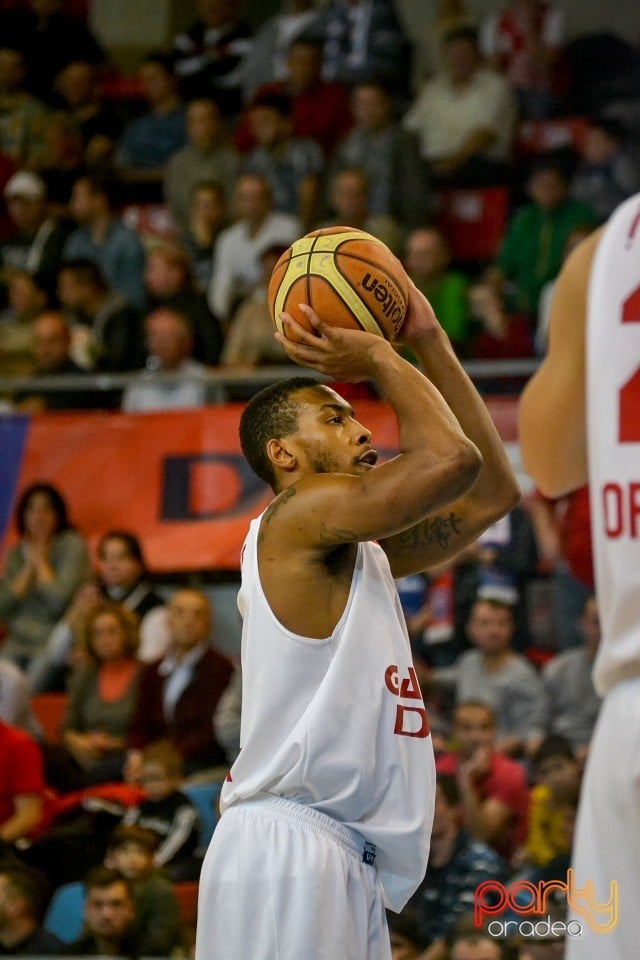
[436,187,509,263]
[30,692,68,744]
[44,881,85,943]
[173,881,200,928]
[515,116,589,158]
[183,782,221,851]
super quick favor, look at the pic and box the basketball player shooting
[195,281,519,960]
[520,192,640,960]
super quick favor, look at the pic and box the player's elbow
[453,440,484,495]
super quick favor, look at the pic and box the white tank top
[587,191,640,695]
[221,514,436,911]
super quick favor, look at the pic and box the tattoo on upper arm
[393,512,464,553]
[259,487,297,542]
[319,522,375,544]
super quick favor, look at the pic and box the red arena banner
[0,398,518,573]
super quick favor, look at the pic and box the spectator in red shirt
[436,701,529,863]
[235,37,353,157]
[0,720,46,851]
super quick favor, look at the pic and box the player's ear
[267,437,297,473]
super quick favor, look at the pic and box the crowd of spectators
[0,0,637,956]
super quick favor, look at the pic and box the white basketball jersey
[221,515,436,911]
[587,192,640,695]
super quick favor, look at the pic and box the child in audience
[105,823,184,957]
[522,734,581,869]
[122,740,200,880]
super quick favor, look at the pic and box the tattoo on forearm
[395,512,464,553]
[319,522,375,544]
[259,486,297,542]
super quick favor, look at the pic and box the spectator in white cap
[1,170,72,295]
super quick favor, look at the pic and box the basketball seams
[308,253,385,337]
[331,251,408,310]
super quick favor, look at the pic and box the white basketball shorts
[195,793,391,960]
[566,676,640,960]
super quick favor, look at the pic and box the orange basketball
[268,226,409,341]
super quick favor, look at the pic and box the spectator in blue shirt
[64,173,146,308]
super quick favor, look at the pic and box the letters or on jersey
[587,191,640,695]
[222,515,436,911]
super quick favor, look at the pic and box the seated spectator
[534,224,593,355]
[403,27,517,187]
[405,227,471,352]
[480,0,566,120]
[0,656,39,735]
[485,154,596,319]
[104,824,184,957]
[0,268,49,377]
[30,110,86,210]
[11,310,108,411]
[543,595,602,759]
[57,257,145,372]
[0,719,47,848]
[0,43,47,165]
[413,0,477,85]
[113,53,187,202]
[31,530,170,693]
[406,774,507,957]
[1,0,105,105]
[0,862,63,956]
[126,588,233,778]
[122,741,200,881]
[170,0,253,120]
[330,78,429,230]
[319,167,403,256]
[143,242,223,365]
[242,1,325,100]
[237,36,353,158]
[386,909,427,958]
[64,173,146,308]
[221,243,291,367]
[180,180,228,293]
[1,171,72,297]
[207,173,300,326]
[243,90,325,229]
[521,734,581,871]
[163,97,239,234]
[452,596,547,757]
[52,59,122,169]
[570,115,640,224]
[0,482,90,671]
[121,305,219,412]
[447,927,507,960]
[67,865,140,957]
[467,281,534,370]
[321,0,412,98]
[436,701,530,863]
[48,601,141,791]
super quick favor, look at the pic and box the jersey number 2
[619,284,640,442]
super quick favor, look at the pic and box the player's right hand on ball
[276,305,392,382]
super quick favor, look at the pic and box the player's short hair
[239,377,324,489]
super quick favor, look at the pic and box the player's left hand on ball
[275,305,390,382]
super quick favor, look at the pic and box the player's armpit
[519,230,601,497]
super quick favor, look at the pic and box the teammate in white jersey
[520,192,640,959]
[195,281,519,960]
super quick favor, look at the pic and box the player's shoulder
[562,227,603,282]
